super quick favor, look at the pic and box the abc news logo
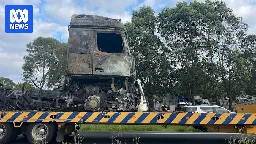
[5,5,33,33]
[10,9,29,29]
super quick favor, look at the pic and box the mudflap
[56,126,65,142]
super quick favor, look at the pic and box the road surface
[11,132,248,144]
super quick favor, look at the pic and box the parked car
[182,105,235,113]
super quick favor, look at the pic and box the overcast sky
[0,0,256,83]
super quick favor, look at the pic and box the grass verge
[80,124,200,132]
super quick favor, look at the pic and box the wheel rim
[31,124,48,141]
[0,123,6,139]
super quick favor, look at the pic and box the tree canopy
[22,37,67,90]
[124,1,256,109]
[0,77,16,88]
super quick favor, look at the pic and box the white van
[182,105,235,113]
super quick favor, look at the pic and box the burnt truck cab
[67,14,136,78]
[62,14,148,112]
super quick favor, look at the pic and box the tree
[209,0,248,109]
[0,77,16,88]
[125,6,173,106]
[157,0,250,109]
[241,35,256,96]
[157,1,216,102]
[16,82,34,89]
[47,42,67,88]
[22,37,67,90]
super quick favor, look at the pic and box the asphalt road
[10,132,248,144]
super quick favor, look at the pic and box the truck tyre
[26,123,57,144]
[0,123,16,144]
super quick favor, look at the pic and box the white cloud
[0,1,67,82]
[0,0,41,17]
[0,0,41,5]
[223,0,256,34]
[42,0,85,24]
[139,0,156,7]
[83,0,138,12]
[41,0,135,25]
[0,52,24,83]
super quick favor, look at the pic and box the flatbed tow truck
[1,14,256,144]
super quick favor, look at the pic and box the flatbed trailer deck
[1,111,256,143]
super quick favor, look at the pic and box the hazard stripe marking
[0,112,255,125]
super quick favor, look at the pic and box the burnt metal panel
[67,53,92,75]
[68,28,93,54]
[93,52,134,77]
[70,14,124,29]
[67,28,93,75]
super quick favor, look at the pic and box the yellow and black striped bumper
[0,112,255,125]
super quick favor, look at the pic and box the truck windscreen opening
[97,33,123,53]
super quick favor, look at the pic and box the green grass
[80,124,200,132]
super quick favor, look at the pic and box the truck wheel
[0,123,15,144]
[26,123,57,144]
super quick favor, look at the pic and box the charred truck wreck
[0,15,149,112]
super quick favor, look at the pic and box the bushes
[80,124,200,132]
